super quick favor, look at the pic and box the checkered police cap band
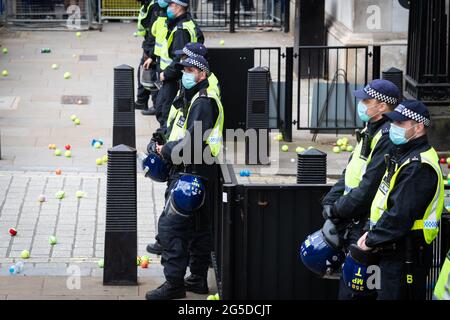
[186,57,209,72]
[183,47,198,57]
[171,0,188,6]
[363,85,398,105]
[395,104,431,127]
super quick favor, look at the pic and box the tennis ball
[2,70,9,77]
[141,255,150,263]
[219,39,225,45]
[340,145,347,151]
[54,149,62,156]
[70,114,77,121]
[137,256,141,266]
[38,194,47,202]
[308,146,314,150]
[281,145,289,152]
[2,47,8,54]
[21,250,30,259]
[346,145,354,152]
[96,158,103,165]
[75,191,85,198]
[55,191,65,199]
[341,137,349,145]
[51,64,59,70]
[274,133,283,141]
[49,236,57,245]
[296,147,305,154]
[336,139,343,146]
[63,72,71,79]
[207,295,215,300]
[98,259,104,268]
[76,32,81,37]
[102,155,108,164]
[74,118,80,125]
[332,146,341,153]
[447,157,450,165]
[214,293,220,300]
[94,141,101,149]
[64,150,72,158]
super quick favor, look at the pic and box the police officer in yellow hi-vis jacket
[145,55,224,300]
[154,0,204,127]
[321,79,400,300]
[356,100,445,300]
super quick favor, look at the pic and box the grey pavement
[0,23,351,299]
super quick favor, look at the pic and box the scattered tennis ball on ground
[2,70,9,77]
[346,145,354,152]
[308,146,314,150]
[295,146,305,154]
[54,149,62,156]
[137,256,141,266]
[38,194,46,202]
[336,139,343,146]
[2,47,8,54]
[75,191,85,198]
[447,173,450,180]
[96,158,103,165]
[447,157,450,165]
[207,295,215,300]
[74,118,81,125]
[76,32,81,37]
[21,250,30,259]
[274,133,283,141]
[332,146,341,153]
[49,236,57,245]
[102,155,108,164]
[341,137,349,145]
[64,150,72,158]
[340,145,347,151]
[55,191,65,199]
[51,64,59,70]
[94,141,102,149]
[214,293,220,300]
[70,114,77,121]
[63,72,71,79]
[9,228,17,236]
[98,259,104,268]
[219,39,225,45]
[281,145,289,152]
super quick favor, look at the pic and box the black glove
[152,130,166,145]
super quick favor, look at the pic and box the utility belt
[375,230,425,255]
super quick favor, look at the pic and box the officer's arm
[333,136,391,219]
[365,163,438,248]
[163,29,191,81]
[161,98,218,163]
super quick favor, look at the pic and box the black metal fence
[295,46,369,133]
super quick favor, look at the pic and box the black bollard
[297,148,327,184]
[113,65,136,148]
[103,144,137,285]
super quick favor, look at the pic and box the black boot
[145,281,186,300]
[146,241,163,255]
[141,106,156,116]
[184,274,209,294]
[134,100,147,110]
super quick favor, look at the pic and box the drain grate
[61,95,91,105]
[79,54,98,61]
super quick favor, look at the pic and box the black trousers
[155,79,179,127]
[376,237,432,300]
[137,52,158,106]
[157,169,215,286]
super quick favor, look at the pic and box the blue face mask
[167,6,176,19]
[158,0,168,8]
[182,72,197,89]
[357,101,371,122]
[389,123,418,145]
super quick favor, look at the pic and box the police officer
[154,0,204,127]
[135,0,163,115]
[145,55,224,300]
[321,79,400,300]
[146,42,221,255]
[356,100,445,300]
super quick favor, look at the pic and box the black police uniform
[155,78,219,293]
[322,117,393,300]
[154,12,204,127]
[136,1,163,109]
[365,135,437,300]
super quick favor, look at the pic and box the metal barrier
[98,0,285,30]
[5,0,95,30]
[212,164,339,299]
